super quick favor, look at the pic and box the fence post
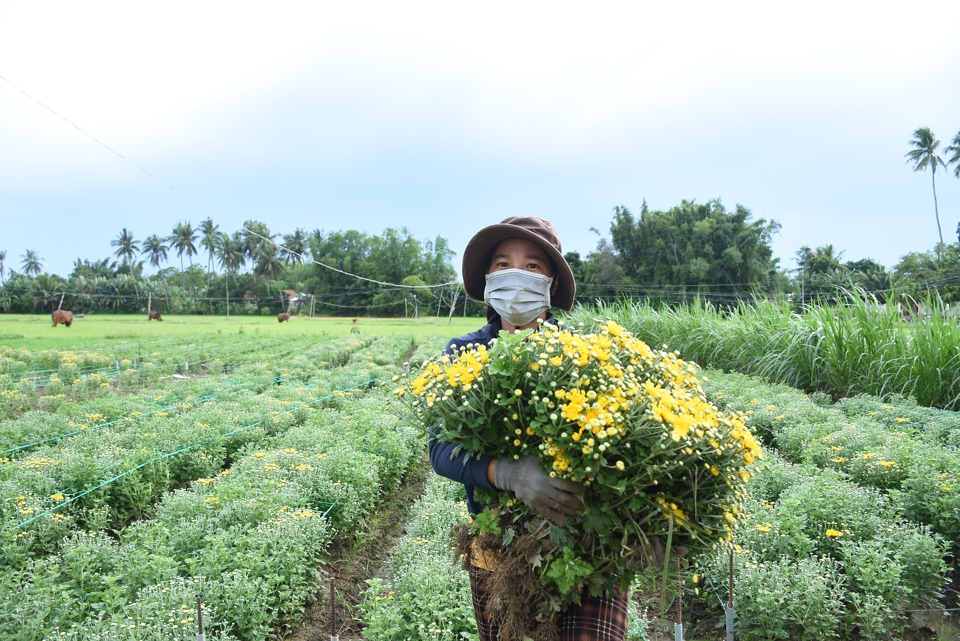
[446,287,460,325]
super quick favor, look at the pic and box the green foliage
[0,221,459,317]
[0,332,428,639]
[358,474,477,641]
[545,546,595,595]
[704,368,960,544]
[304,227,456,316]
[690,367,954,639]
[698,457,948,640]
[726,553,847,640]
[604,199,781,299]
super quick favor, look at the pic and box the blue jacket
[428,313,555,514]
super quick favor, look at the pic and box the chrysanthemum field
[1,309,957,640]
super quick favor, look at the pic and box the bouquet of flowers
[394,319,761,638]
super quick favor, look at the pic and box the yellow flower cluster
[398,319,763,557]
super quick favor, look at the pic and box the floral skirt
[468,564,629,641]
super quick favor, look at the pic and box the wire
[0,73,457,293]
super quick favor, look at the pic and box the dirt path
[283,453,432,641]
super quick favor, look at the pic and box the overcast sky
[2,1,959,281]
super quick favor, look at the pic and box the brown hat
[462,216,576,310]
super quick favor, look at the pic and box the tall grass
[566,294,960,409]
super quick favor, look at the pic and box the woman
[429,215,630,641]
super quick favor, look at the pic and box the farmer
[429,216,632,640]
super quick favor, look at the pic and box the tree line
[0,222,477,317]
[3,122,960,319]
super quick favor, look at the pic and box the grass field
[0,314,482,351]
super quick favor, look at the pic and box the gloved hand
[494,455,585,526]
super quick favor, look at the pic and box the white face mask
[484,268,553,327]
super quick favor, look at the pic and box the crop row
[697,453,948,640]
[358,473,477,640]
[0,333,447,640]
[702,369,960,544]
[0,333,386,453]
[0,335,413,567]
[3,387,423,640]
[0,334,274,381]
[0,336,314,418]
[696,369,955,639]
[0,333,283,375]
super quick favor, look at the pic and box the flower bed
[0,362,425,640]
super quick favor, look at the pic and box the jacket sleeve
[427,333,497,489]
[429,432,496,489]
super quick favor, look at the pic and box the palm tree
[945,131,960,179]
[167,221,198,288]
[110,228,140,274]
[241,220,273,263]
[216,231,246,316]
[905,127,947,252]
[141,235,169,273]
[254,243,286,308]
[21,249,43,276]
[216,231,247,285]
[199,217,220,285]
[282,228,309,292]
[242,220,275,290]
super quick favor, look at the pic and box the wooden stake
[330,576,339,641]
[728,549,734,608]
[196,595,205,641]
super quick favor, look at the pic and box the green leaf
[474,508,502,536]
[544,547,594,594]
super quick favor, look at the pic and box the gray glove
[494,455,585,526]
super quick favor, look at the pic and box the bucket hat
[462,216,576,311]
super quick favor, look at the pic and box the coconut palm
[241,220,275,290]
[110,228,140,274]
[905,127,947,252]
[282,228,309,293]
[141,235,169,273]
[21,249,43,276]
[111,228,142,300]
[216,231,247,285]
[254,243,286,308]
[199,217,220,284]
[945,131,960,179]
[216,231,246,316]
[167,221,198,288]
[241,220,273,264]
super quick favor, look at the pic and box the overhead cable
[0,73,457,292]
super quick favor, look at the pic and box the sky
[2,1,960,281]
